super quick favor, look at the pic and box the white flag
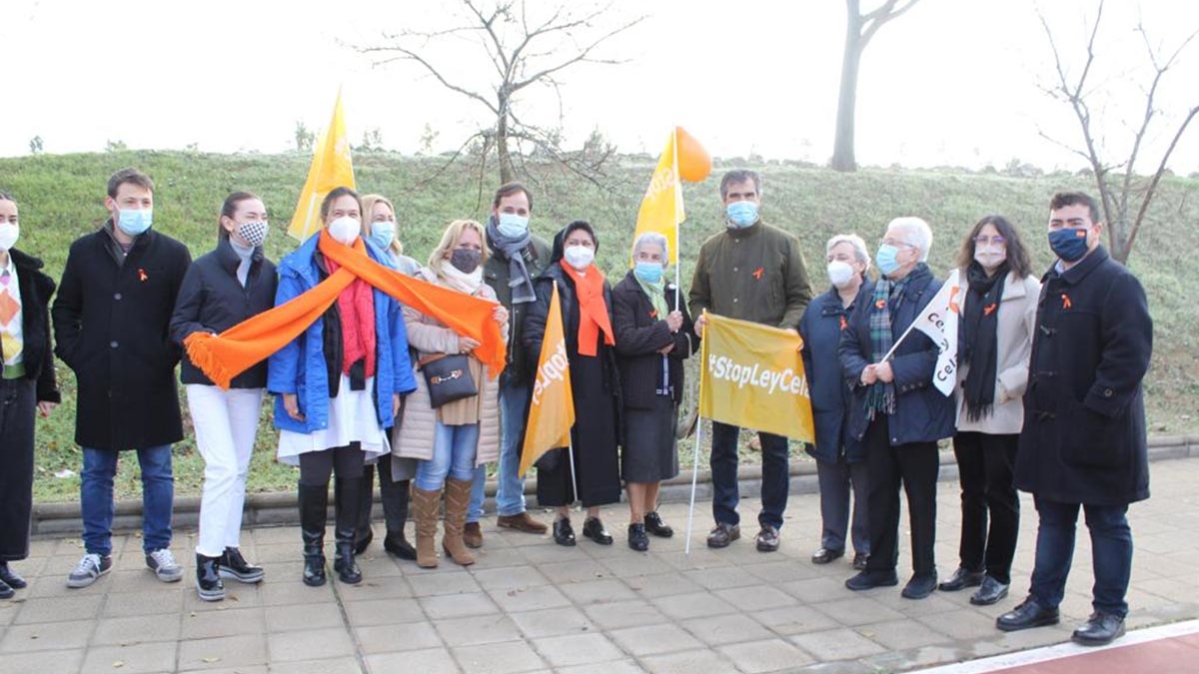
[911,269,962,396]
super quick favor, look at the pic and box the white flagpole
[567,440,580,510]
[684,419,704,556]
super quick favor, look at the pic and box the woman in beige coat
[393,220,508,568]
[939,215,1041,606]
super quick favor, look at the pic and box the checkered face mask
[236,221,269,248]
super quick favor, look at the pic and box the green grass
[4,150,1196,502]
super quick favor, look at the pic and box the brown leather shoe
[497,512,548,534]
[463,522,483,549]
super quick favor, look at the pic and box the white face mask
[974,246,1006,271]
[827,260,855,288]
[328,216,361,245]
[0,224,18,252]
[563,245,594,271]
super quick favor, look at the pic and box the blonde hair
[360,193,404,255]
[428,219,489,271]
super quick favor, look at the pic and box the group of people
[0,167,1151,648]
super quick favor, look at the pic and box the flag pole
[567,440,581,514]
[684,418,704,556]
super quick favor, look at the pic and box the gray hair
[886,216,933,262]
[826,233,871,272]
[632,231,670,267]
[719,169,762,199]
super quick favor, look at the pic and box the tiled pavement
[4,456,1199,674]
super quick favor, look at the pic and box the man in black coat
[52,168,192,588]
[996,192,1153,646]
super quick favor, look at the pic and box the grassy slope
[4,151,1196,502]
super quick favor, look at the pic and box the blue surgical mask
[725,201,759,229]
[496,213,529,239]
[876,244,901,277]
[116,208,153,236]
[634,261,664,284]
[368,220,396,250]
[1048,227,1090,262]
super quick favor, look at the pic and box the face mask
[725,201,759,229]
[876,244,901,277]
[974,245,1006,270]
[1049,227,1089,262]
[450,248,482,274]
[827,260,855,288]
[634,260,664,284]
[368,220,395,250]
[496,213,529,239]
[116,208,153,236]
[0,224,18,251]
[328,216,361,245]
[236,221,269,248]
[563,245,594,271]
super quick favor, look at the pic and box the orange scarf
[185,230,505,389]
[324,256,376,377]
[559,259,615,357]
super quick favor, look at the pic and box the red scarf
[325,256,376,377]
[559,259,615,357]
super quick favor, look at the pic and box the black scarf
[959,261,1007,421]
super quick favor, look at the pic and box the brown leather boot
[442,479,476,566]
[463,522,483,549]
[411,486,442,569]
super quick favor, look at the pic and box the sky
[5,0,1198,173]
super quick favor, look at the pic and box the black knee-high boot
[298,484,328,587]
[334,478,363,584]
[382,478,416,560]
[353,464,376,555]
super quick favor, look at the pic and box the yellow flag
[631,129,685,265]
[519,285,576,476]
[699,313,815,442]
[287,91,356,241]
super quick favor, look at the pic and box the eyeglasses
[974,235,1006,246]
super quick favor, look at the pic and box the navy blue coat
[800,284,871,464]
[1015,246,1152,505]
[839,264,955,446]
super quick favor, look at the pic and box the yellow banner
[288,91,356,241]
[631,129,684,266]
[699,313,815,442]
[519,285,576,476]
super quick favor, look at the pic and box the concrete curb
[31,434,1199,537]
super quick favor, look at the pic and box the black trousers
[952,431,1019,583]
[863,416,940,576]
[0,378,36,561]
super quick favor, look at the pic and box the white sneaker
[67,553,113,588]
[146,548,183,583]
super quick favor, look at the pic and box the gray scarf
[485,216,536,304]
[230,239,255,287]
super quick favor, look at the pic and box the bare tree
[361,0,642,186]
[831,0,922,172]
[1040,0,1199,263]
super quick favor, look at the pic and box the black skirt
[621,396,679,483]
[536,354,621,508]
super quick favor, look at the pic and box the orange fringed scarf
[185,230,505,389]
[559,259,615,357]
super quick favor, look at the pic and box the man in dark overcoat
[996,192,1152,646]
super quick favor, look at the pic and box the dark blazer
[170,238,277,388]
[611,271,697,409]
[839,264,955,446]
[52,225,191,450]
[800,283,870,464]
[523,263,619,396]
[1014,246,1152,505]
[9,248,60,404]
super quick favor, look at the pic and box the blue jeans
[710,422,790,530]
[416,422,480,491]
[1029,497,1133,617]
[81,445,174,556]
[468,380,529,522]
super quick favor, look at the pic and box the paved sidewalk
[4,456,1199,674]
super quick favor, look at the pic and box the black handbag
[419,353,478,408]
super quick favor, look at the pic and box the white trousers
[187,385,264,557]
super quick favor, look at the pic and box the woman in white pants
[171,192,277,601]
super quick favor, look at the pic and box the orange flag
[519,285,576,476]
[288,91,355,240]
[631,126,712,266]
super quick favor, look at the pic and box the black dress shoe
[706,523,741,549]
[852,553,869,570]
[353,527,374,556]
[996,596,1060,632]
[628,523,649,551]
[582,517,614,545]
[0,562,27,589]
[0,577,12,599]
[219,547,265,584]
[644,511,674,538]
[553,518,577,547]
[845,569,899,591]
[383,531,417,561]
[970,576,1010,606]
[901,573,938,599]
[938,566,985,592]
[195,554,225,602]
[811,548,845,565]
[1072,611,1126,646]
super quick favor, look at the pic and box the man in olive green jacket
[689,169,815,552]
